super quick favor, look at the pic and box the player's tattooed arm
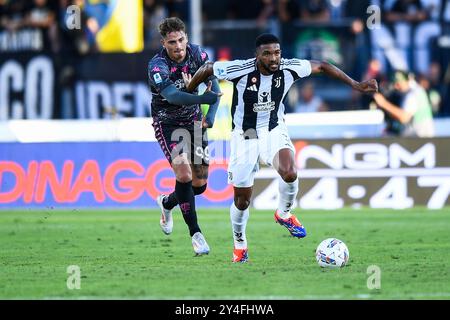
[186,61,215,92]
[309,60,378,94]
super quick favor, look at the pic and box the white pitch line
[40,292,450,300]
[255,168,450,179]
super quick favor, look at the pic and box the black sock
[192,184,207,196]
[162,193,178,210]
[174,180,201,236]
[163,184,207,210]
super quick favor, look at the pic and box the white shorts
[228,124,295,188]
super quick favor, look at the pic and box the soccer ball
[315,238,349,269]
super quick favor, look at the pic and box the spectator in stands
[421,0,442,20]
[293,81,329,113]
[363,60,387,89]
[82,1,101,52]
[227,0,274,27]
[300,0,330,22]
[428,62,446,115]
[165,0,188,21]
[344,0,371,21]
[0,0,8,30]
[201,0,229,21]
[358,59,388,109]
[277,0,298,22]
[444,0,450,22]
[373,70,435,137]
[278,0,330,23]
[56,0,91,118]
[56,0,90,55]
[0,0,28,32]
[343,0,372,80]
[443,63,450,116]
[370,0,442,76]
[144,0,168,51]
[25,0,58,52]
[417,73,441,116]
[385,0,429,23]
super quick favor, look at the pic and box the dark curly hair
[158,17,186,38]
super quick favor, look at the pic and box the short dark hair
[158,17,186,38]
[392,70,409,83]
[255,33,280,48]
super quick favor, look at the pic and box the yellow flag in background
[96,0,143,53]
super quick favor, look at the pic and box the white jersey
[213,58,312,132]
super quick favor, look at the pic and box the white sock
[277,176,299,219]
[230,202,249,249]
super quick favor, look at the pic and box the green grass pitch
[1,207,450,299]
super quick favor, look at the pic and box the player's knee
[192,184,207,195]
[234,196,250,211]
[173,161,192,182]
[176,171,192,183]
[280,169,297,183]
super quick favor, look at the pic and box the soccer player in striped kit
[148,18,222,256]
[186,33,378,262]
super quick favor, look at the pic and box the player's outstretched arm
[160,83,219,106]
[373,92,412,124]
[310,60,378,94]
[186,61,215,93]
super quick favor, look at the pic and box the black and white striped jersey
[213,58,312,132]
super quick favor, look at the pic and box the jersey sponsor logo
[181,65,189,73]
[274,76,281,88]
[152,66,161,72]
[253,101,275,112]
[170,67,177,73]
[246,84,257,91]
[153,73,162,84]
[253,91,275,112]
[260,92,270,102]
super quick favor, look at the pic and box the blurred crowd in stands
[0,0,449,124]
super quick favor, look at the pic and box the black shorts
[152,118,209,166]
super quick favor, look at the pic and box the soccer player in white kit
[186,34,378,263]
